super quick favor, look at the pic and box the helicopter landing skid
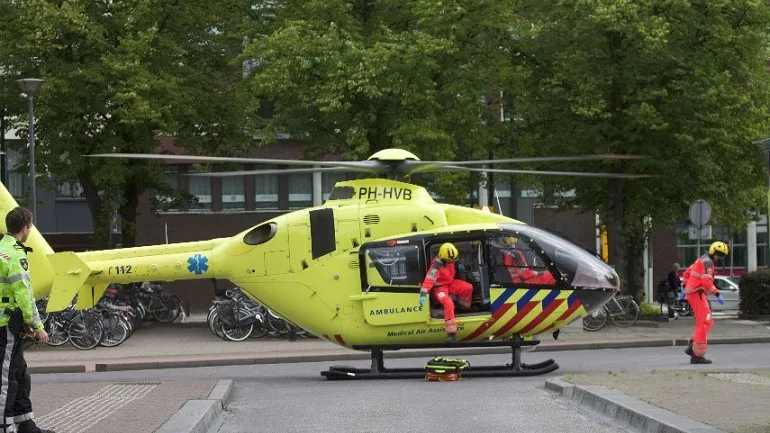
[320,338,558,380]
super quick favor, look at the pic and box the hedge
[738,269,770,315]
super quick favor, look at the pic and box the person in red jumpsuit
[419,242,473,342]
[497,237,556,285]
[682,241,728,364]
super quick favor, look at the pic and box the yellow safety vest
[0,234,43,332]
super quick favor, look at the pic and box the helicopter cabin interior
[360,232,558,319]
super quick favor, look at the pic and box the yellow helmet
[438,243,459,261]
[708,241,729,257]
[499,236,517,247]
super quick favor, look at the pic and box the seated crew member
[418,243,473,342]
[496,237,556,285]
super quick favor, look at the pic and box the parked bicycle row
[208,286,317,342]
[34,281,186,350]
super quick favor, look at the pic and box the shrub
[738,270,770,315]
[639,302,661,316]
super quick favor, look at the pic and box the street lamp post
[16,78,43,225]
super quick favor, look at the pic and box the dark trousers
[0,311,34,430]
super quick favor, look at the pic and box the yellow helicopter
[3,148,647,379]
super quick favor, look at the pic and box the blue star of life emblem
[187,253,209,275]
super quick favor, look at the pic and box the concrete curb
[28,336,770,375]
[206,379,234,410]
[545,377,727,433]
[155,379,234,433]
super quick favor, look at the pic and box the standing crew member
[682,241,728,364]
[0,207,53,433]
[419,243,473,342]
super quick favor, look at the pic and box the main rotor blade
[444,166,655,179]
[401,154,648,175]
[441,154,648,165]
[85,153,382,170]
[184,166,365,177]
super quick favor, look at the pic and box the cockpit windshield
[498,223,619,290]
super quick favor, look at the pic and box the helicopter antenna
[494,189,503,216]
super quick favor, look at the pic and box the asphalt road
[28,343,770,432]
[220,375,626,433]
[32,342,770,385]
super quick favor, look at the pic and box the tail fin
[0,182,55,300]
[47,251,92,311]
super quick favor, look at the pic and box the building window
[757,215,768,268]
[154,167,181,211]
[288,173,312,209]
[254,166,278,209]
[5,150,27,198]
[675,222,746,272]
[322,172,346,201]
[57,181,84,198]
[222,176,245,210]
[188,174,212,211]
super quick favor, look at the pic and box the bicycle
[583,294,640,331]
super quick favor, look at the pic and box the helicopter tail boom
[45,239,224,311]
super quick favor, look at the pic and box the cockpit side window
[364,244,424,289]
[489,236,556,286]
[497,223,619,289]
[243,222,277,245]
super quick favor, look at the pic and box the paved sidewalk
[23,313,770,373]
[30,380,217,433]
[555,369,770,433]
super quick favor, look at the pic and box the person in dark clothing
[667,263,682,296]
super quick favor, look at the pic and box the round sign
[689,199,712,226]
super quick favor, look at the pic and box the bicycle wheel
[582,307,608,331]
[207,306,218,335]
[69,312,104,350]
[609,297,639,327]
[248,312,269,339]
[266,310,290,336]
[221,307,255,341]
[46,319,70,347]
[99,312,130,347]
[207,310,229,341]
[152,293,182,323]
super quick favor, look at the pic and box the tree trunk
[605,179,628,292]
[622,223,647,302]
[118,173,141,248]
[79,169,111,249]
[605,29,633,294]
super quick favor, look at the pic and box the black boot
[684,339,693,356]
[690,355,712,365]
[446,333,456,342]
[17,420,55,433]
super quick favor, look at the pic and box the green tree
[513,0,770,297]
[241,0,523,203]
[1,0,256,247]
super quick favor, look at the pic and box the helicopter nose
[554,249,619,314]
[573,288,617,314]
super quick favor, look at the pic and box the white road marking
[37,383,158,433]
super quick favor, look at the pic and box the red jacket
[503,251,538,282]
[683,255,719,296]
[421,257,456,291]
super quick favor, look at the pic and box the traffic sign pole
[689,199,712,258]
